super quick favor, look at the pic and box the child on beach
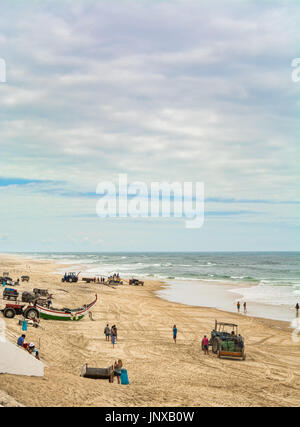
[173,325,177,343]
[27,342,40,360]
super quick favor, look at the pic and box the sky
[0,0,299,252]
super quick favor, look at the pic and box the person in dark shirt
[17,334,26,346]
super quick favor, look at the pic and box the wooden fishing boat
[35,294,97,321]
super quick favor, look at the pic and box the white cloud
[0,0,299,250]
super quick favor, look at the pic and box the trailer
[3,288,19,301]
[82,277,95,283]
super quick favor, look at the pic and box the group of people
[236,301,247,314]
[237,301,300,316]
[91,274,121,283]
[17,334,40,360]
[104,324,118,347]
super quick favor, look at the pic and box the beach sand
[0,254,299,407]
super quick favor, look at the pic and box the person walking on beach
[296,303,299,317]
[202,335,209,355]
[111,331,116,348]
[237,301,240,313]
[243,302,247,314]
[104,324,110,341]
[111,325,118,342]
[173,325,177,344]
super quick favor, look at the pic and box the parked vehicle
[1,303,39,320]
[22,289,52,305]
[108,279,123,285]
[21,291,36,303]
[62,272,79,283]
[3,288,19,301]
[82,277,95,283]
[21,275,30,282]
[129,278,144,286]
[206,320,246,360]
[0,276,13,286]
[33,288,51,298]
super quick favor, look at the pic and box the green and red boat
[35,294,98,321]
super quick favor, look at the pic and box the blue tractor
[62,272,79,283]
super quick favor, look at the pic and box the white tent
[0,338,44,377]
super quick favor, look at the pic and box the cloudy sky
[0,0,299,252]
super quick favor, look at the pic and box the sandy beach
[0,254,299,407]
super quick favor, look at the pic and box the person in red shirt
[202,335,209,355]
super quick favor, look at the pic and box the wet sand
[158,279,297,322]
[0,254,299,407]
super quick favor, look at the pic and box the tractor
[62,272,79,283]
[205,320,246,360]
[1,303,39,320]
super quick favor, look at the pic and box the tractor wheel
[24,307,39,320]
[4,307,16,318]
[212,338,221,354]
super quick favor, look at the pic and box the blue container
[120,369,129,385]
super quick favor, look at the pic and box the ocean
[21,252,300,321]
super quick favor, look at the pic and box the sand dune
[0,254,299,407]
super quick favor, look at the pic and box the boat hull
[35,294,97,321]
[39,312,85,321]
